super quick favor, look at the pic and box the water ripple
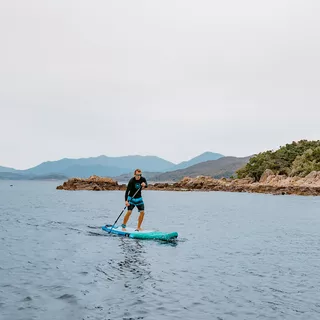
[1,181,320,320]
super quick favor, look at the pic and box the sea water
[0,180,319,320]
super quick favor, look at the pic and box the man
[122,169,148,231]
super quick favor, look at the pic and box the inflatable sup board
[102,224,178,240]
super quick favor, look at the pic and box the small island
[56,171,320,196]
[56,140,320,196]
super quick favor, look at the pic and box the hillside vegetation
[236,140,320,181]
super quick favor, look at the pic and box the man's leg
[122,205,134,231]
[136,203,145,231]
[136,211,145,231]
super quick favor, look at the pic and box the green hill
[236,140,320,181]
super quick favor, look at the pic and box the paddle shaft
[108,187,141,233]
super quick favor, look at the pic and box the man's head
[134,169,142,180]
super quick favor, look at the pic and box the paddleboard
[102,224,178,240]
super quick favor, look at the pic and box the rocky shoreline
[56,171,320,196]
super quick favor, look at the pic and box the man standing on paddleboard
[122,169,148,231]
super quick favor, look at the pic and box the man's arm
[125,179,133,200]
[141,177,148,188]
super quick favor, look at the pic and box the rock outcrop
[56,175,125,191]
[148,172,319,196]
[259,169,274,183]
[57,171,320,196]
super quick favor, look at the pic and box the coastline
[56,172,320,196]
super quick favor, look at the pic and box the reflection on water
[95,238,154,319]
[117,238,153,298]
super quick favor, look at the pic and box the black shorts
[128,203,145,212]
[128,201,144,212]
[127,197,145,212]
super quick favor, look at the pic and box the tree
[290,147,320,177]
[236,140,320,181]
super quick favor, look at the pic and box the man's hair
[134,169,142,175]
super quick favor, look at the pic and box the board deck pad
[102,224,178,240]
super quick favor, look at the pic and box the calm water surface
[0,180,319,320]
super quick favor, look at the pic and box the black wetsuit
[125,176,148,211]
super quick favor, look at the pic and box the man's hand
[141,182,146,187]
[125,201,129,207]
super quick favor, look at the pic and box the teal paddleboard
[102,224,178,240]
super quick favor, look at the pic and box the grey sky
[1,0,319,169]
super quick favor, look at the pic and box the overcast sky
[1,0,319,169]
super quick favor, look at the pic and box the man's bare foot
[122,228,126,232]
[135,227,143,231]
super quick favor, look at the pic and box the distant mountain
[169,152,224,171]
[16,155,175,178]
[60,164,133,178]
[29,174,68,180]
[0,166,16,173]
[0,172,67,180]
[151,156,252,182]
[113,171,162,182]
[1,152,229,180]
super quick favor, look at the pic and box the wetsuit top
[125,176,148,201]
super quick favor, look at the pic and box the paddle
[107,186,141,233]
